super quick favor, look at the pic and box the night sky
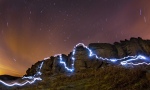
[0,0,150,76]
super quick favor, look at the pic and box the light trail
[0,77,42,87]
[1,43,150,87]
[55,43,150,72]
[0,61,44,86]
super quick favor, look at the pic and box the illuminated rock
[24,37,150,76]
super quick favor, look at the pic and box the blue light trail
[55,43,150,72]
[0,61,44,86]
[0,43,150,87]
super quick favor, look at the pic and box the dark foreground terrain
[1,65,150,90]
[0,75,20,81]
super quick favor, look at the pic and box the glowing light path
[1,43,150,87]
[0,61,44,86]
[56,43,150,72]
[0,77,42,87]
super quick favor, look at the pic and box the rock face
[24,37,150,76]
[89,43,118,58]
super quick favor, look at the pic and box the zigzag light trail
[0,61,44,86]
[57,43,150,72]
[1,43,150,87]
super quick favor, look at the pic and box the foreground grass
[1,66,150,90]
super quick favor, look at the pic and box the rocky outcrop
[25,61,43,76]
[24,37,150,76]
[88,43,118,58]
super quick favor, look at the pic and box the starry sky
[0,0,150,76]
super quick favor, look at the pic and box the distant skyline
[0,0,150,76]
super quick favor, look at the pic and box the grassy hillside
[1,65,150,90]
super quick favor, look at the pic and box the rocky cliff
[24,37,150,76]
